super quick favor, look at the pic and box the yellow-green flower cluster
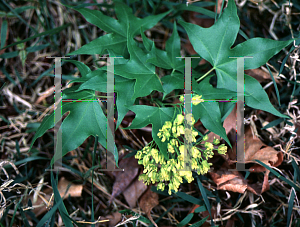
[179,94,204,106]
[135,112,227,195]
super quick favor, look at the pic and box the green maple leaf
[63,54,135,129]
[110,27,164,99]
[76,70,135,129]
[142,23,205,99]
[161,71,184,99]
[192,75,238,146]
[146,22,185,99]
[65,2,171,57]
[179,0,293,118]
[30,87,119,167]
[147,22,184,71]
[124,105,180,159]
[193,75,237,101]
[62,59,93,85]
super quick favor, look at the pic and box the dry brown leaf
[109,155,140,204]
[244,126,284,171]
[207,104,283,171]
[106,212,122,227]
[205,104,283,194]
[123,171,148,208]
[57,177,83,198]
[139,187,159,227]
[209,164,268,195]
[209,167,248,194]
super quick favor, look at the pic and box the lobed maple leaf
[179,0,293,118]
[65,2,171,57]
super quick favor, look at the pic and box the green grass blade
[0,66,16,85]
[148,204,176,227]
[175,191,203,205]
[291,158,300,183]
[51,171,74,227]
[261,118,284,130]
[0,82,6,91]
[197,176,213,225]
[27,65,55,88]
[36,199,63,227]
[0,19,7,48]
[26,43,50,53]
[0,51,19,59]
[254,160,300,192]
[266,64,281,106]
[287,187,296,227]
[175,5,215,18]
[0,23,71,51]
[195,206,207,213]
[9,196,23,227]
[1,1,38,34]
[190,215,209,227]
[177,213,194,226]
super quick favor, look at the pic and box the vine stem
[196,67,215,82]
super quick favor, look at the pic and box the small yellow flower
[165,121,172,129]
[179,145,185,155]
[141,146,150,154]
[172,175,182,189]
[168,144,175,153]
[168,182,173,195]
[142,154,150,166]
[151,148,159,163]
[202,135,208,141]
[149,171,158,184]
[175,125,185,137]
[185,113,195,126]
[157,182,165,191]
[192,95,204,105]
[159,166,170,181]
[182,171,194,183]
[139,174,150,185]
[167,159,176,169]
[192,147,199,158]
[170,139,178,147]
[179,95,184,103]
[171,126,176,135]
[199,160,212,175]
[184,128,198,143]
[176,159,184,169]
[213,137,220,145]
[157,130,171,142]
[204,142,214,150]
[174,114,184,125]
[218,144,227,155]
[191,159,198,170]
[158,121,173,142]
[158,154,165,164]
[135,150,143,159]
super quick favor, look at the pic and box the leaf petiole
[196,67,215,82]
